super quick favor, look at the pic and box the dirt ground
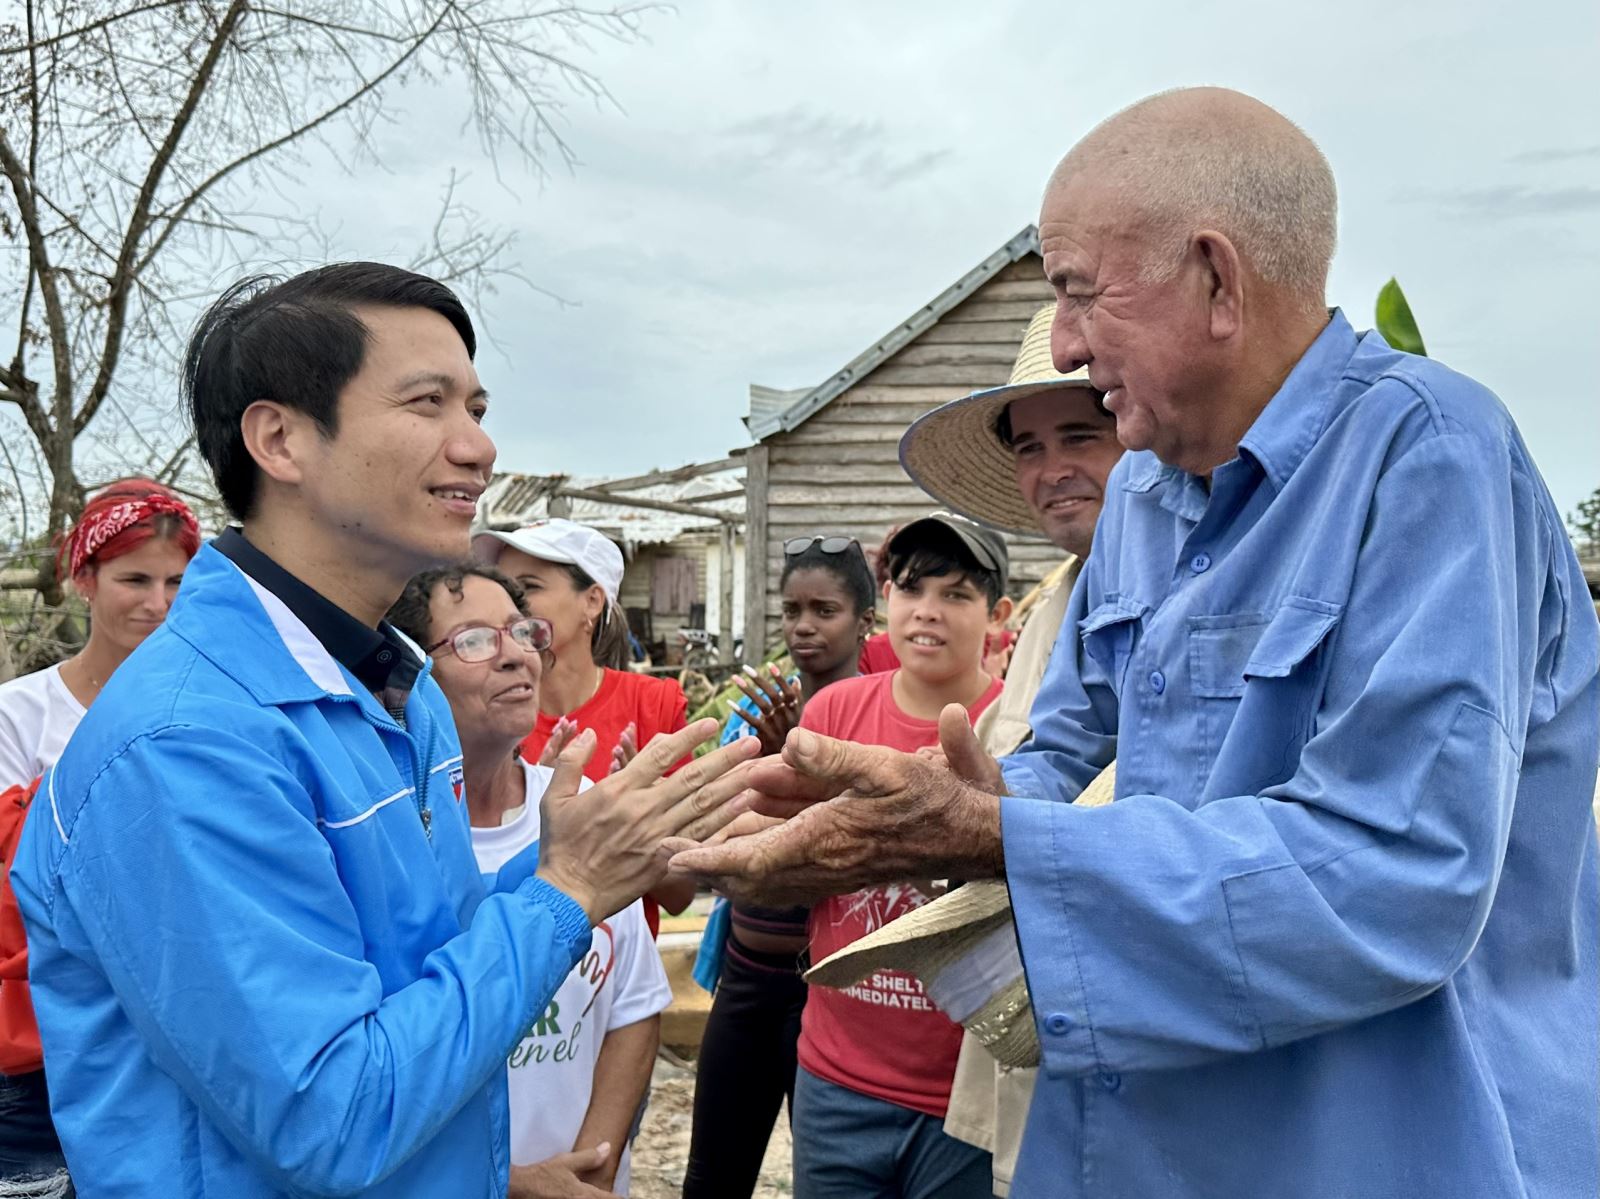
[630,1052,793,1198]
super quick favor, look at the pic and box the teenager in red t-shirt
[793,513,1014,1199]
[474,520,691,934]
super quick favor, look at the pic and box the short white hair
[1060,89,1338,304]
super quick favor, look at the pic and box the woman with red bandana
[0,477,200,1190]
[0,479,201,785]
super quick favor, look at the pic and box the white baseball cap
[472,519,625,603]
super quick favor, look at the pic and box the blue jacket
[11,544,592,1196]
[1000,312,1599,1197]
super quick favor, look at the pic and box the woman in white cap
[474,519,694,934]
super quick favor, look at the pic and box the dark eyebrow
[394,370,489,402]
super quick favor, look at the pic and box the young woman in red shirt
[474,519,692,932]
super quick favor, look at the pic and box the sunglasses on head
[784,536,860,556]
[428,617,554,664]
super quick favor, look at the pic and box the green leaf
[1375,278,1427,356]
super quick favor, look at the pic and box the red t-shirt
[519,668,688,936]
[797,669,1003,1118]
[857,633,900,675]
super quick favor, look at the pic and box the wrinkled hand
[746,704,1003,819]
[667,705,1006,906]
[609,722,638,775]
[730,665,805,756]
[507,1145,617,1197]
[536,719,761,923]
[537,716,581,769]
[705,809,785,846]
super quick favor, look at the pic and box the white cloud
[234,0,1600,517]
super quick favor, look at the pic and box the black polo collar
[213,528,420,716]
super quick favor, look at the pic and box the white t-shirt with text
[469,761,672,1194]
[0,663,88,788]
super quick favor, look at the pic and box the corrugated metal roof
[480,460,745,549]
[744,224,1041,440]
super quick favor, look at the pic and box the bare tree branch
[75,0,251,437]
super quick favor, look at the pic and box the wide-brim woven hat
[899,305,1100,536]
[806,760,1117,1067]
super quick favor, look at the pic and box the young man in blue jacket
[11,263,757,1197]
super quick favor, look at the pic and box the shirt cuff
[520,875,593,959]
[1001,793,1100,1077]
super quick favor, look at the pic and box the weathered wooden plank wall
[747,255,1061,648]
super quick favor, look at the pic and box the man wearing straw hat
[672,86,1599,1199]
[897,304,1121,1197]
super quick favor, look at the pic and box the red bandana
[65,495,198,578]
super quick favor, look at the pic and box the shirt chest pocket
[1188,597,1344,786]
[1080,599,1150,693]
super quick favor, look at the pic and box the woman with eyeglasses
[683,535,877,1199]
[474,520,692,935]
[387,564,671,1198]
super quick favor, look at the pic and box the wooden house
[740,224,1059,655]
[480,458,746,665]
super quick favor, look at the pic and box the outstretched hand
[536,719,761,923]
[666,705,1007,906]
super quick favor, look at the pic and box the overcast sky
[300,0,1598,518]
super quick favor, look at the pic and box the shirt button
[1100,1072,1122,1092]
[1044,1013,1072,1036]
[1190,551,1212,574]
[1148,670,1166,695]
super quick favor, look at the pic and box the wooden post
[718,522,736,666]
[742,444,770,665]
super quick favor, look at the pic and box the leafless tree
[0,0,650,629]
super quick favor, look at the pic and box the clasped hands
[532,704,1008,925]
[664,704,1009,906]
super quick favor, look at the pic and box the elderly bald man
[674,88,1600,1198]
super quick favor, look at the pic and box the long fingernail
[743,664,760,678]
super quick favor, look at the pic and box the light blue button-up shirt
[999,311,1599,1198]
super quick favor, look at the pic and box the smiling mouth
[906,634,945,649]
[1043,496,1092,513]
[495,683,535,701]
[430,485,483,513]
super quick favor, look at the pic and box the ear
[72,568,98,601]
[989,596,1015,628]
[880,579,893,602]
[1192,230,1244,342]
[240,399,313,491]
[583,585,608,627]
[856,607,876,642]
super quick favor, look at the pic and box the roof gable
[744,224,1040,440]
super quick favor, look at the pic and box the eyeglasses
[428,617,553,663]
[784,536,860,556]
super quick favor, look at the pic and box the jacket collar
[167,544,425,709]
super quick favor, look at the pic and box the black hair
[553,562,632,671]
[993,391,1112,447]
[388,563,525,649]
[887,533,1006,609]
[183,262,477,519]
[780,540,876,616]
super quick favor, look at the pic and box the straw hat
[806,760,1117,1067]
[899,305,1100,535]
